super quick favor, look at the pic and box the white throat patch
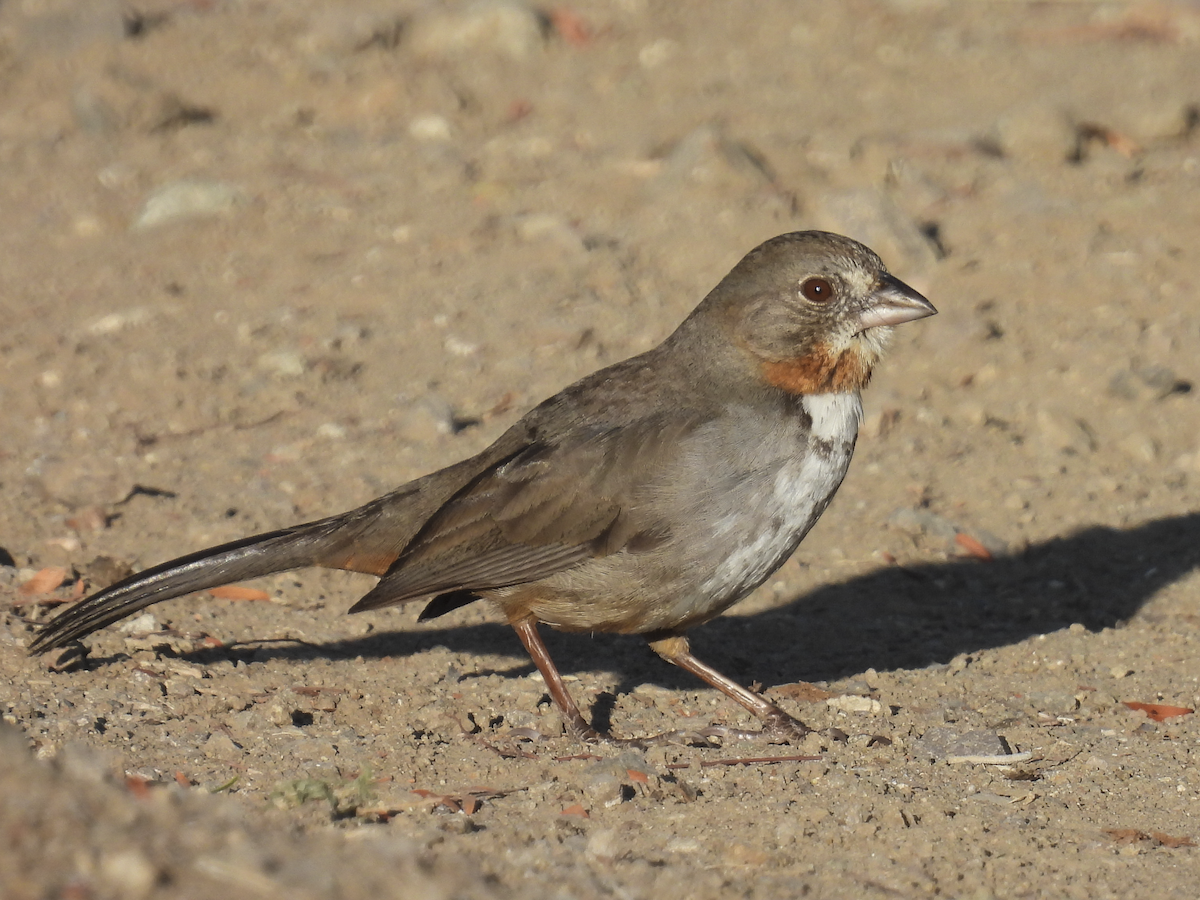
[801,392,863,441]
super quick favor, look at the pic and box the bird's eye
[799,277,835,303]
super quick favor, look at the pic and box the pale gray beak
[857,272,937,332]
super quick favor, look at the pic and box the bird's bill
[856,273,937,331]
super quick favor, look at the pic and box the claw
[698,711,811,744]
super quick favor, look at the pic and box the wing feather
[348,413,705,612]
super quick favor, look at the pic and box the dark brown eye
[800,277,834,303]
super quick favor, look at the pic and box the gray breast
[668,392,862,618]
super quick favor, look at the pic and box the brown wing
[347,414,703,612]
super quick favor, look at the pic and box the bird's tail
[28,521,332,653]
[27,440,518,655]
[27,491,420,654]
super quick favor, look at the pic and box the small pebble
[913,727,1009,762]
[100,850,158,900]
[409,115,453,142]
[826,695,884,716]
[118,613,159,634]
[407,1,544,61]
[202,732,242,758]
[133,180,245,230]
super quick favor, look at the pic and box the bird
[30,231,935,743]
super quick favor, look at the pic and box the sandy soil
[2,1,1199,897]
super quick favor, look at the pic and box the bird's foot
[697,710,811,745]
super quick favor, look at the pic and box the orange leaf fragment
[125,775,151,800]
[625,769,649,784]
[1122,701,1194,722]
[208,585,271,601]
[954,532,992,560]
[549,7,592,46]
[1151,832,1196,848]
[560,803,589,818]
[18,567,67,595]
[1104,828,1195,848]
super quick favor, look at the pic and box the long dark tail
[27,435,525,655]
[25,478,444,654]
[28,518,357,653]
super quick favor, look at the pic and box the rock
[71,84,121,134]
[406,1,545,62]
[409,114,453,143]
[1035,407,1098,455]
[1117,433,1158,464]
[394,393,470,443]
[638,38,679,69]
[202,731,243,758]
[33,456,134,509]
[664,835,703,854]
[987,101,1076,163]
[650,124,776,195]
[888,507,959,542]
[100,850,159,900]
[1078,96,1199,144]
[1107,364,1190,402]
[582,772,627,806]
[586,828,621,862]
[513,213,586,253]
[55,741,115,784]
[85,305,161,335]
[826,695,884,716]
[118,613,159,635]
[297,7,406,56]
[163,678,197,700]
[257,350,307,378]
[14,2,126,53]
[912,727,1009,762]
[133,179,246,230]
[1026,691,1079,715]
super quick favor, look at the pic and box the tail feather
[27,429,530,656]
[28,521,351,653]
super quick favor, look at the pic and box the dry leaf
[549,8,592,46]
[1104,828,1195,848]
[125,775,151,800]
[411,786,506,815]
[1122,701,1194,722]
[560,803,589,818]
[955,532,992,560]
[18,567,67,595]
[1152,832,1196,849]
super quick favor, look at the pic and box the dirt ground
[2,1,1199,897]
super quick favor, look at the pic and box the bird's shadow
[183,512,1200,719]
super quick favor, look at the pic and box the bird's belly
[692,442,852,607]
[513,437,854,634]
